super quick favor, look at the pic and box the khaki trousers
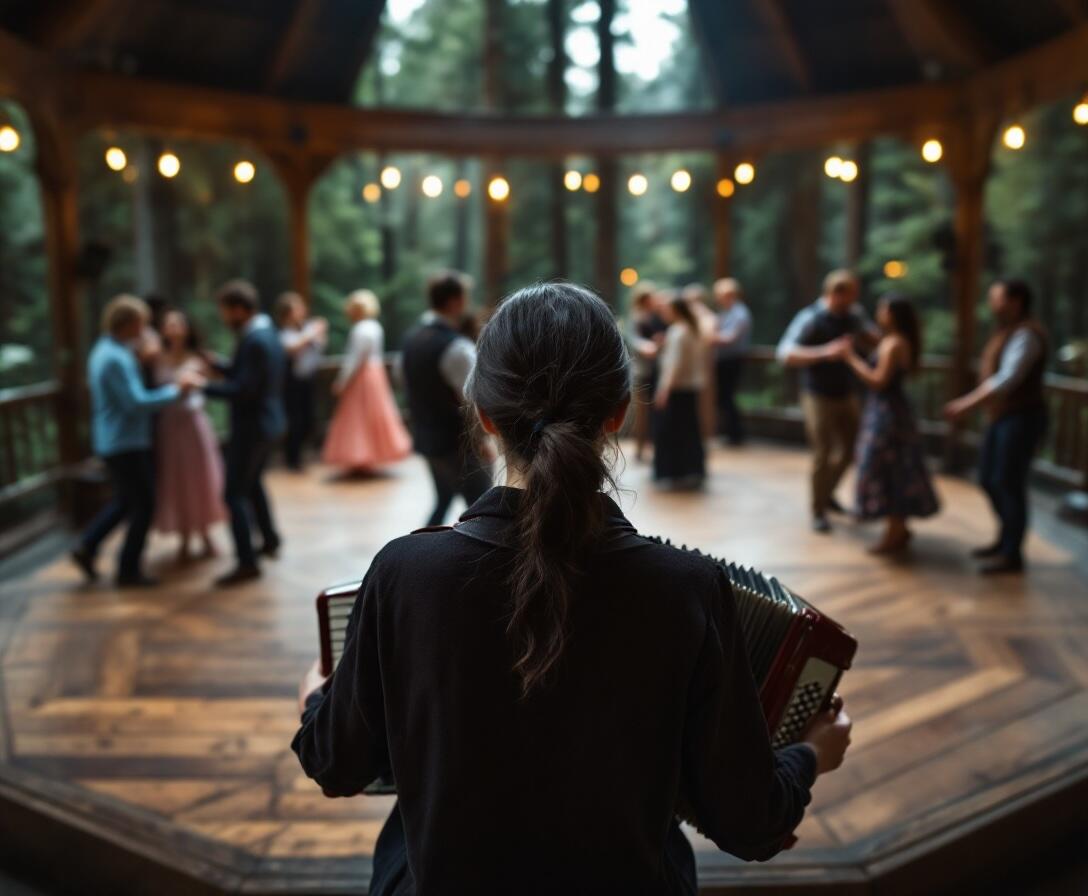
[800,392,860,517]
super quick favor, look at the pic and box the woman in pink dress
[322,290,411,473]
[153,310,226,561]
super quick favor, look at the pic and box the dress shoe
[258,538,282,559]
[979,556,1024,575]
[115,573,160,588]
[71,547,98,582]
[971,542,1003,559]
[812,515,832,534]
[827,496,847,515]
[216,564,261,587]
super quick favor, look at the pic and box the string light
[454,178,472,198]
[421,174,443,198]
[1002,124,1026,150]
[839,160,859,182]
[582,172,600,193]
[380,166,402,189]
[362,183,381,203]
[233,160,256,184]
[620,267,639,287]
[488,175,510,202]
[157,152,180,178]
[734,162,755,185]
[921,139,943,163]
[824,156,843,178]
[0,125,21,153]
[1074,97,1088,126]
[670,169,692,192]
[105,147,127,171]
[627,173,648,196]
[883,260,907,279]
[716,177,736,198]
[563,170,583,191]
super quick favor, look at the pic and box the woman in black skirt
[292,282,851,895]
[654,295,708,488]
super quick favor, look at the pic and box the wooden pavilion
[1,2,1088,894]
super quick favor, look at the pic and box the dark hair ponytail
[882,294,921,371]
[467,283,631,697]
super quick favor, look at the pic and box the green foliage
[0,101,49,388]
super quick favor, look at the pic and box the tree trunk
[547,0,568,278]
[594,0,618,306]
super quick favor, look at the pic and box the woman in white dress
[321,290,411,473]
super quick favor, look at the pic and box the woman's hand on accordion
[802,696,852,776]
[297,659,330,713]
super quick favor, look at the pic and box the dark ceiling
[0,0,1085,107]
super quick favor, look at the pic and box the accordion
[316,546,855,754]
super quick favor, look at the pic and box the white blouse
[336,319,384,388]
[660,323,706,391]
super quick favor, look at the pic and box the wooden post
[269,151,327,304]
[713,153,734,279]
[945,114,998,471]
[484,161,509,305]
[31,110,85,472]
[546,0,569,279]
[845,141,871,268]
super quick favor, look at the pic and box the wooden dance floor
[1,443,1086,894]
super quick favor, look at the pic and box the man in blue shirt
[711,278,753,446]
[72,295,201,586]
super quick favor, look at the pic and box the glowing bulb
[670,169,692,192]
[716,177,735,198]
[454,178,471,198]
[839,160,858,182]
[104,146,127,171]
[1002,124,1026,150]
[488,175,510,202]
[824,156,843,178]
[883,260,907,279]
[362,183,381,203]
[627,173,648,196]
[157,152,180,178]
[380,166,402,189]
[1074,101,1088,126]
[233,160,256,184]
[734,162,755,185]
[421,174,443,198]
[920,139,943,163]
[620,267,639,287]
[582,172,600,193]
[0,125,21,152]
[563,170,583,191]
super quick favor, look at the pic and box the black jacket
[292,488,815,895]
[205,321,287,443]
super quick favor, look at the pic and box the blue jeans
[978,408,1046,563]
[80,449,156,579]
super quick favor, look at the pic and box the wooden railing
[740,346,1088,490]
[0,381,64,507]
[1,350,1086,534]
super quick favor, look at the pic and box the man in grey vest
[401,271,492,526]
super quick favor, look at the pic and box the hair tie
[531,417,551,437]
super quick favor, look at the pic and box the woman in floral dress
[837,295,939,553]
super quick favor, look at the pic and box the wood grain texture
[0,443,1085,893]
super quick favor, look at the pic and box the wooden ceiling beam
[32,0,119,51]
[1053,0,1087,24]
[887,0,995,73]
[751,0,811,92]
[266,0,324,93]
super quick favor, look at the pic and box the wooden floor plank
[1,443,1085,892]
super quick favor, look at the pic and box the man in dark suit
[205,280,287,586]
